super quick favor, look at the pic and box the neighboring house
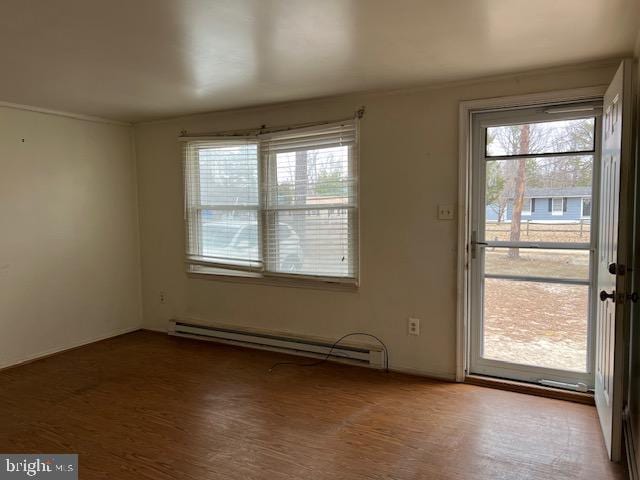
[486,186,592,222]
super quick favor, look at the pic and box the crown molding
[0,100,131,126]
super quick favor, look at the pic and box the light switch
[438,204,455,220]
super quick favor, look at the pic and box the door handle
[600,290,615,302]
[608,263,626,275]
[470,241,489,259]
[470,231,488,259]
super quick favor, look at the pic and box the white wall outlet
[159,291,167,304]
[408,317,420,336]
[438,204,455,220]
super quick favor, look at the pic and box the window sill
[186,266,359,292]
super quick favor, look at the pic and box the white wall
[0,107,141,368]
[135,62,618,379]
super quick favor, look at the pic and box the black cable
[268,332,389,373]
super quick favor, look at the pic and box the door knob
[608,263,626,275]
[600,290,616,302]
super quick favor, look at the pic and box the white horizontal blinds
[262,121,358,278]
[183,139,262,271]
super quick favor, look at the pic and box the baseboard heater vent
[168,320,386,369]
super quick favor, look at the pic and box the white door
[469,101,601,387]
[595,60,634,462]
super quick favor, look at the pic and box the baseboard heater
[168,320,386,369]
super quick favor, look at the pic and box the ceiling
[0,0,638,122]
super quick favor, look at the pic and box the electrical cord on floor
[268,332,389,373]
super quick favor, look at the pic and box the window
[183,121,358,283]
[551,197,564,216]
[582,197,592,218]
[521,198,532,216]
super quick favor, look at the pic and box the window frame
[262,144,358,279]
[184,138,263,272]
[183,122,360,288]
[551,197,564,216]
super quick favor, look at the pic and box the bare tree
[486,118,595,256]
[489,124,538,258]
[508,124,529,258]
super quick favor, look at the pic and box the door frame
[456,86,608,382]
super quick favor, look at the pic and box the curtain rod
[178,106,365,139]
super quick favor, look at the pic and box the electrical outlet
[438,204,455,220]
[159,291,167,304]
[408,317,420,336]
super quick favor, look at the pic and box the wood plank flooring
[0,331,625,479]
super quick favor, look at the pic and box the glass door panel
[485,117,595,157]
[483,278,589,372]
[484,156,593,245]
[484,248,590,280]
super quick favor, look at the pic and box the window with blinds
[182,120,359,283]
[184,139,261,271]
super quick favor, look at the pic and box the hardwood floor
[0,331,624,479]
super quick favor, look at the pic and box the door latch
[600,290,639,303]
[600,290,615,302]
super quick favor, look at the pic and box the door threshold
[465,374,594,405]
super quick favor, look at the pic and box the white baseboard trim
[0,325,142,371]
